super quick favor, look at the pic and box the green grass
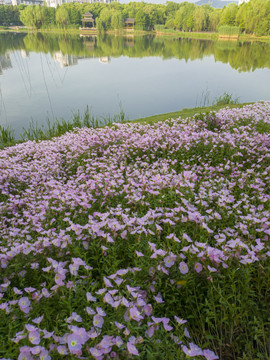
[132,102,252,126]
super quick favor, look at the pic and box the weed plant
[212,93,240,107]
[0,102,270,360]
[0,106,128,148]
[0,125,14,147]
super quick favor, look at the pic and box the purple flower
[57,345,68,355]
[153,292,164,303]
[18,352,33,360]
[174,316,187,325]
[93,314,104,328]
[179,261,189,274]
[32,315,43,324]
[18,347,33,360]
[143,304,152,316]
[194,262,203,273]
[115,336,123,347]
[203,349,219,359]
[89,347,104,358]
[67,333,83,354]
[129,306,144,321]
[115,321,125,329]
[96,307,106,316]
[182,342,203,357]
[164,256,175,268]
[184,327,191,338]
[28,331,40,345]
[86,306,96,315]
[104,277,113,288]
[67,312,82,323]
[69,264,79,276]
[86,292,97,302]
[207,265,217,273]
[39,349,51,360]
[145,325,155,338]
[127,341,139,356]
[18,297,31,314]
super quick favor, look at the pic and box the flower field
[0,102,270,360]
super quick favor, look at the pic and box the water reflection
[1,32,270,73]
[0,32,269,137]
[0,54,12,75]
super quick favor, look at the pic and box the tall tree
[55,6,69,28]
[20,5,45,29]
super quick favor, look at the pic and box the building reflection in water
[52,52,79,68]
[0,54,12,75]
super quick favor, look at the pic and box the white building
[12,0,117,6]
[11,0,43,5]
[238,0,249,4]
[53,51,78,67]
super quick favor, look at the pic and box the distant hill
[195,0,238,8]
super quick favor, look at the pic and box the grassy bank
[0,101,270,359]
[133,102,252,126]
[0,100,251,149]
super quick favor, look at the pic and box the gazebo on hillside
[82,12,95,29]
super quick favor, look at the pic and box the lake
[0,32,270,137]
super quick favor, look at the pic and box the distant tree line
[0,4,23,26]
[0,0,270,36]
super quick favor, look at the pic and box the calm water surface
[0,32,270,137]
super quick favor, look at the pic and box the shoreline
[1,26,270,42]
[0,102,256,149]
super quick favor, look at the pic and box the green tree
[135,8,150,30]
[55,6,69,28]
[165,17,175,29]
[193,6,208,32]
[111,10,123,30]
[208,9,220,31]
[220,3,238,26]
[43,7,55,27]
[174,3,195,32]
[69,5,80,25]
[98,8,111,31]
[20,5,45,29]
